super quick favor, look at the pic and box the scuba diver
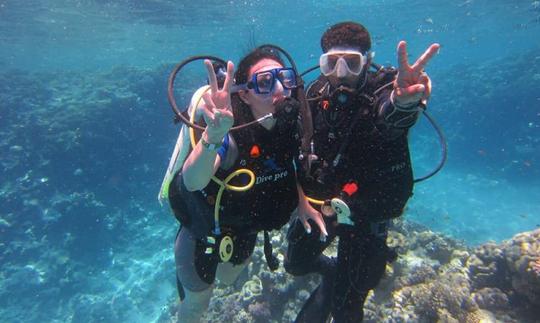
[159,46,319,322]
[286,22,441,322]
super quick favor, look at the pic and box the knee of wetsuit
[177,274,215,303]
[284,256,316,276]
[286,218,310,244]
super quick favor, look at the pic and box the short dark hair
[321,21,371,53]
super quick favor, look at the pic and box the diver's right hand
[201,59,235,144]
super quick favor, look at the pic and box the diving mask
[319,50,367,77]
[233,67,297,95]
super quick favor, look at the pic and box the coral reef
[501,230,540,308]
[168,224,540,323]
[375,226,540,323]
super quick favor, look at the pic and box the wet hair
[234,47,286,85]
[321,21,371,53]
[211,61,227,88]
[231,47,287,125]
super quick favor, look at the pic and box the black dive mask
[273,97,300,136]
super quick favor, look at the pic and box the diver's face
[322,47,364,88]
[240,58,290,112]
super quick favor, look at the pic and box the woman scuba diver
[164,46,318,322]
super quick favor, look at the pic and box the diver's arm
[182,60,235,191]
[181,132,223,191]
[376,86,423,131]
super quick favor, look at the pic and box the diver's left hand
[393,41,440,107]
[296,199,328,242]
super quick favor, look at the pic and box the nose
[272,79,290,101]
[336,59,348,78]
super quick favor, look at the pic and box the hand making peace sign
[393,41,440,107]
[200,59,235,144]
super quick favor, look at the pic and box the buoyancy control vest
[301,67,414,201]
[204,125,299,233]
[171,98,301,236]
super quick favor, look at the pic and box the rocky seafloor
[163,222,540,323]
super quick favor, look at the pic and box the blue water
[1,0,539,321]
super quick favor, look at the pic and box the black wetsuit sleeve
[372,69,423,138]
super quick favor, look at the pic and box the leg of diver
[285,217,336,276]
[331,290,368,323]
[294,272,335,323]
[178,259,248,322]
[175,228,217,323]
[216,232,256,286]
[179,287,214,323]
[215,261,248,285]
[331,232,389,323]
[331,229,367,323]
[287,217,338,323]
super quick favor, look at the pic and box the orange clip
[342,182,358,196]
[322,100,330,110]
[250,144,261,158]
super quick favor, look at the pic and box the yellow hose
[307,196,325,205]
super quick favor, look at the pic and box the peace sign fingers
[200,60,235,143]
[394,41,439,107]
[204,59,219,94]
[397,41,410,75]
[201,59,235,113]
[412,43,440,73]
[222,61,235,94]
[204,59,235,94]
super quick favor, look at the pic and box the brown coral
[502,229,540,307]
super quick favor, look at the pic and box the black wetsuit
[169,100,300,295]
[286,67,419,322]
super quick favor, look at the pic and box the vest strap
[263,231,279,271]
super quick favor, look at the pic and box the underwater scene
[1,0,539,322]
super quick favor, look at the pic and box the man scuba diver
[288,21,440,322]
